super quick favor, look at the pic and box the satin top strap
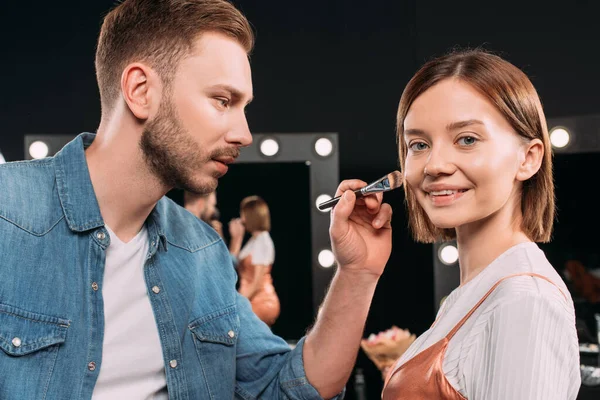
[445,272,566,341]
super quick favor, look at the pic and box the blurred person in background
[184,190,223,237]
[229,195,280,327]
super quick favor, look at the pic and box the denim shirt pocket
[189,305,239,399]
[0,303,69,400]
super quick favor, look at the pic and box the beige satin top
[382,273,565,400]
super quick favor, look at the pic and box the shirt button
[96,232,106,241]
[12,337,22,347]
[88,361,97,371]
[169,360,178,368]
[228,330,235,338]
[91,282,99,291]
[151,241,156,247]
[152,286,160,294]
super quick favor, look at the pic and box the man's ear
[120,63,160,121]
[516,138,544,181]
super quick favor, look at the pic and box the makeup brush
[318,170,403,211]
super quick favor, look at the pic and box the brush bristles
[387,170,403,189]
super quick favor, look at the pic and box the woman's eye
[409,142,428,151]
[457,136,477,146]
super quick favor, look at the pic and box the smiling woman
[381,49,581,400]
[403,80,538,220]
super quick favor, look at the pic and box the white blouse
[395,242,581,399]
[238,231,275,266]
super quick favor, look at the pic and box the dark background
[1,1,599,398]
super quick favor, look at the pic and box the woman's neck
[455,207,530,285]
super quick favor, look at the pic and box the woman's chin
[430,219,458,230]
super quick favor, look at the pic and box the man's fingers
[364,192,383,214]
[371,203,393,229]
[329,190,356,239]
[334,179,368,197]
[332,190,356,222]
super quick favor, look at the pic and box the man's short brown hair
[95,0,254,113]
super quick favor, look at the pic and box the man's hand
[302,178,395,398]
[329,179,394,277]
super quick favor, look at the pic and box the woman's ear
[516,138,544,181]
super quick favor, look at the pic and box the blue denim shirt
[0,133,341,399]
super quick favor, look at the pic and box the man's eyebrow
[208,84,253,105]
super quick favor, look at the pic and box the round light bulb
[29,141,49,159]
[318,249,336,268]
[260,139,279,156]
[316,194,332,212]
[550,128,570,148]
[314,138,333,157]
[439,244,459,265]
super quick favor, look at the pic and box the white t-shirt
[395,242,581,400]
[238,231,275,266]
[92,225,168,400]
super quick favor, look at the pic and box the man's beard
[140,95,239,195]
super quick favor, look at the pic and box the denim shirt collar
[54,133,104,233]
[53,132,169,251]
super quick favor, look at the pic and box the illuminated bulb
[550,127,570,148]
[318,249,336,268]
[260,139,279,156]
[439,244,459,265]
[29,141,49,159]
[316,194,332,212]
[314,138,333,157]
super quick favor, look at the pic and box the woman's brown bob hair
[240,196,271,233]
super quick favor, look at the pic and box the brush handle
[317,188,364,211]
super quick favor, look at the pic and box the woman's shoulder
[489,274,571,310]
[481,276,574,326]
[466,243,574,321]
[255,231,274,247]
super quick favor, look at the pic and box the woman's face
[402,78,527,230]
